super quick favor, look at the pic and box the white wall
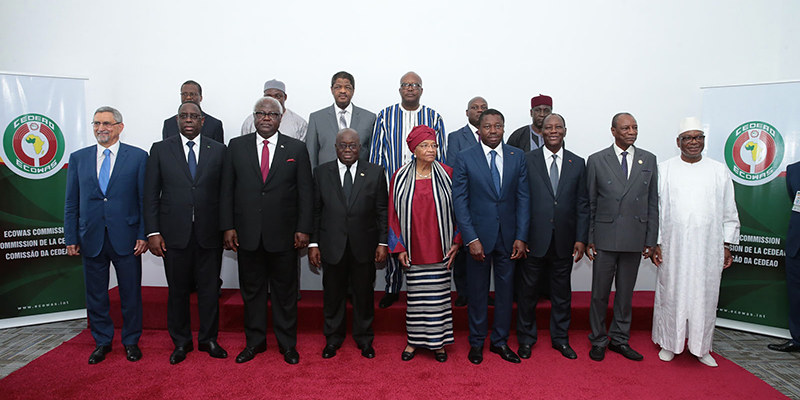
[2,0,798,291]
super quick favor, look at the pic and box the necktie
[338,110,347,130]
[261,139,270,182]
[490,150,501,195]
[621,151,629,179]
[550,154,559,193]
[187,141,197,180]
[99,148,111,195]
[343,165,353,203]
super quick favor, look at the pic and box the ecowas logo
[2,113,66,179]
[724,121,784,186]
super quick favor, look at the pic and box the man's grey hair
[254,96,284,114]
[94,106,123,123]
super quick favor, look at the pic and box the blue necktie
[621,151,629,179]
[187,141,197,180]
[490,150,501,195]
[99,148,111,195]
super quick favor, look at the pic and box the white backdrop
[1,0,798,291]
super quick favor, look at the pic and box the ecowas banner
[0,73,87,326]
[704,81,800,336]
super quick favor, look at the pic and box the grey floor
[0,320,798,399]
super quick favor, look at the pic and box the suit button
[554,201,558,206]
[103,198,107,202]
[261,192,265,196]
[192,186,196,190]
[550,219,554,223]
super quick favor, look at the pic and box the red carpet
[0,329,786,399]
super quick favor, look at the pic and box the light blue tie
[99,148,111,195]
[187,141,197,180]
[550,154,559,193]
[490,150,501,195]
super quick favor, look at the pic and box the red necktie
[261,139,270,182]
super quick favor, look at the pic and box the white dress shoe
[697,353,718,367]
[658,348,675,362]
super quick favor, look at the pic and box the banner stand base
[0,310,86,330]
[717,318,791,340]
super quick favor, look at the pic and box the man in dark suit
[144,101,228,364]
[517,113,588,360]
[220,97,313,365]
[306,71,377,169]
[446,96,488,307]
[162,80,224,143]
[453,109,530,364]
[64,106,148,364]
[507,94,552,152]
[308,128,388,359]
[585,112,658,362]
[768,162,800,352]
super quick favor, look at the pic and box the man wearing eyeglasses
[650,117,739,367]
[308,128,388,359]
[221,97,313,365]
[241,79,308,142]
[508,94,553,152]
[144,101,228,364]
[64,106,148,364]
[306,71,376,170]
[162,80,224,144]
[369,71,446,309]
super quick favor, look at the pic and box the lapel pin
[360,172,365,176]
[280,145,285,149]
[638,159,643,164]
[510,151,515,155]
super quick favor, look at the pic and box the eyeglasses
[400,83,422,89]
[336,143,360,151]
[254,111,281,119]
[91,121,121,128]
[680,135,705,143]
[180,92,200,97]
[178,113,203,120]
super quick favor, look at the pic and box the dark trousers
[163,225,222,347]
[384,253,404,294]
[238,244,298,349]
[466,234,514,347]
[517,237,573,346]
[452,249,468,297]
[787,254,800,344]
[322,241,375,348]
[588,250,641,347]
[83,230,142,346]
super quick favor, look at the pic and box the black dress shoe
[589,345,606,361]
[235,343,266,364]
[361,345,376,359]
[490,344,521,363]
[322,344,338,359]
[379,293,399,309]
[434,349,448,363]
[608,343,643,361]
[454,295,468,307]
[401,347,416,361]
[280,346,300,364]
[124,344,142,362]
[468,346,483,364]
[768,340,800,352]
[88,345,112,364]
[517,344,532,359]
[552,343,577,360]
[198,340,228,359]
[170,343,194,365]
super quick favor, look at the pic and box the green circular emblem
[723,120,784,186]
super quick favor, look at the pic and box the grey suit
[586,145,658,347]
[306,104,377,169]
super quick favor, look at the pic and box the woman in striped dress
[388,126,460,362]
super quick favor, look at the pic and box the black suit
[163,113,224,144]
[507,125,541,153]
[144,135,225,347]
[517,147,588,347]
[312,160,388,348]
[220,132,313,349]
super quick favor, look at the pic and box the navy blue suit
[517,147,589,347]
[453,143,530,347]
[785,162,800,345]
[446,124,480,298]
[64,143,148,347]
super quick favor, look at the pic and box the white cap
[679,117,703,136]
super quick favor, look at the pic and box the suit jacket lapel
[348,163,368,209]
[350,107,361,130]
[168,137,194,182]
[534,151,555,197]
[328,163,348,207]
[327,106,339,134]
[474,146,499,200]
[558,151,578,198]
[500,145,518,198]
[247,133,263,184]
[91,146,102,194]
[622,148,643,195]
[602,146,627,186]
[107,144,128,190]
[264,133,287,187]
[195,140,214,183]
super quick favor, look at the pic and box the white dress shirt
[337,159,357,185]
[613,143,635,179]
[543,146,564,178]
[481,141,503,187]
[179,133,201,163]
[257,132,278,170]
[96,141,121,178]
[334,103,354,130]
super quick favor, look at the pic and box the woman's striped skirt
[405,262,454,349]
